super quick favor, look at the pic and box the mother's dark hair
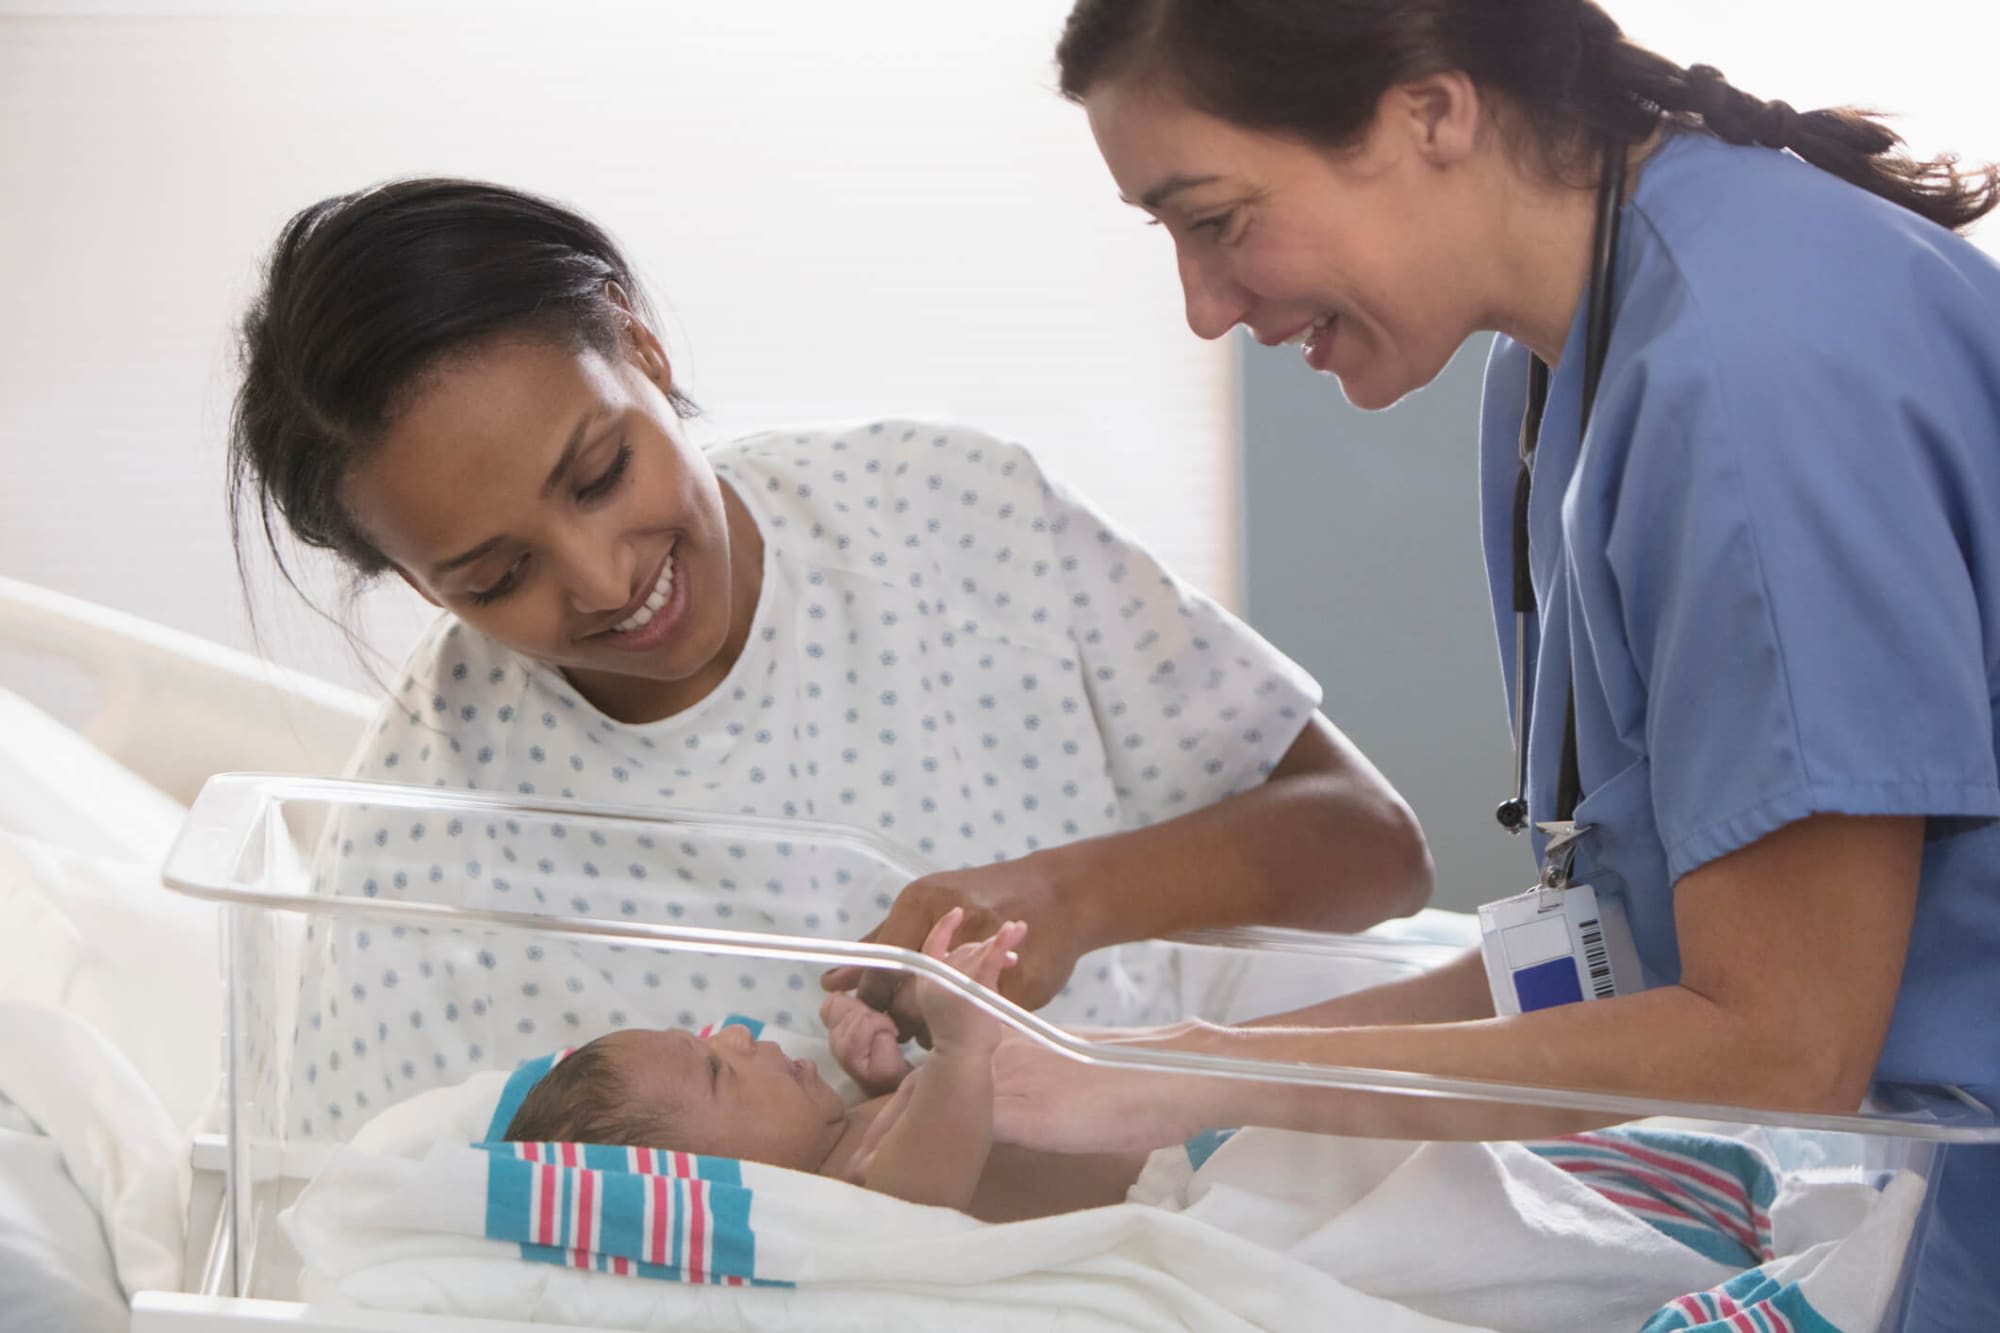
[1056,0,1998,233]
[228,178,696,601]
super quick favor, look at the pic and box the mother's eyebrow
[429,534,505,579]
[427,407,609,577]
[540,407,610,498]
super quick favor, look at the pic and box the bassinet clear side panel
[238,778,1218,1151]
[171,777,1998,1329]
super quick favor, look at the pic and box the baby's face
[598,1026,846,1172]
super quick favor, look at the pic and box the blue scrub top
[1476,131,2000,1329]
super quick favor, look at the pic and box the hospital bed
[0,576,1993,1332]
[0,575,374,1332]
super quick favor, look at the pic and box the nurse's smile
[1080,68,1590,412]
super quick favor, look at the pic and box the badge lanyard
[1478,140,1646,1017]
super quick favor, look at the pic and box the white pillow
[0,1001,187,1298]
[0,1093,128,1333]
[0,828,221,1132]
[0,686,185,865]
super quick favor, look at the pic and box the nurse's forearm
[1164,983,1841,1143]
[1164,814,1922,1140]
[1060,714,1433,950]
[1246,946,1495,1028]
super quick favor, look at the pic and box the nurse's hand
[988,1024,1219,1156]
[820,856,1092,1043]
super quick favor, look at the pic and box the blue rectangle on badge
[1512,956,1585,1012]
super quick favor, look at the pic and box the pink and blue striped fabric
[473,1017,783,1287]
[1529,1129,1777,1269]
[475,1137,776,1286]
[1639,1266,1843,1333]
[1531,1130,1859,1333]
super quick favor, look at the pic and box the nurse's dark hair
[1055,0,1999,234]
[227,177,697,607]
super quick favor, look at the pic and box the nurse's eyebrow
[427,408,608,577]
[1134,173,1224,210]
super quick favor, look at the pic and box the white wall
[0,1,1235,706]
[1617,0,2000,176]
[5,0,1996,775]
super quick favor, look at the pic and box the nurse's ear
[604,281,676,394]
[1386,70,1482,171]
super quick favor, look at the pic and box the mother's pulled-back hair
[1056,0,1998,234]
[228,178,696,598]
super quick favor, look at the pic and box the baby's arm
[848,910,1025,1211]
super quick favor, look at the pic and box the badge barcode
[1578,917,1615,999]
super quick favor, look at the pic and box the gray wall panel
[1238,332,1526,912]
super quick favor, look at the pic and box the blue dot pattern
[291,421,1322,1136]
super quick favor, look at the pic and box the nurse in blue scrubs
[989,3,2000,1326]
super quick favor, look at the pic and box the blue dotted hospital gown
[290,421,1321,1137]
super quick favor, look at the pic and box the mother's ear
[605,281,674,391]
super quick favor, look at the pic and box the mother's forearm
[1053,736,1433,951]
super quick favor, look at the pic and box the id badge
[1477,881,1644,1018]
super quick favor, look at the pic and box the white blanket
[281,1052,1926,1333]
[0,1001,187,1298]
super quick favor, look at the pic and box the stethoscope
[1493,139,1629,880]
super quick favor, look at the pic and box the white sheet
[0,685,204,1314]
[0,1093,127,1333]
[284,1061,1920,1333]
[0,1000,188,1298]
[0,827,221,1133]
[0,684,186,865]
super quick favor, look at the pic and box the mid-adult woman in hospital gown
[224,180,1430,1136]
[980,3,2000,1327]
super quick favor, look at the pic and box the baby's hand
[819,991,912,1097]
[915,908,1028,1057]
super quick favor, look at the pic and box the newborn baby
[503,910,1145,1220]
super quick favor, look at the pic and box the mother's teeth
[612,553,675,633]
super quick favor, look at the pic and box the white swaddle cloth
[283,1013,1923,1333]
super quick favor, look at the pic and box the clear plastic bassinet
[146,773,2000,1333]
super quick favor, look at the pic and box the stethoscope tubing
[1497,138,1629,840]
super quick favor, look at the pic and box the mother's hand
[988,1025,1216,1156]
[820,855,1093,1043]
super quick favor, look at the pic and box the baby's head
[503,1025,846,1172]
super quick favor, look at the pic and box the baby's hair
[503,1037,683,1149]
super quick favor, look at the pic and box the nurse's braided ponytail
[1579,12,1997,232]
[1056,0,1998,234]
